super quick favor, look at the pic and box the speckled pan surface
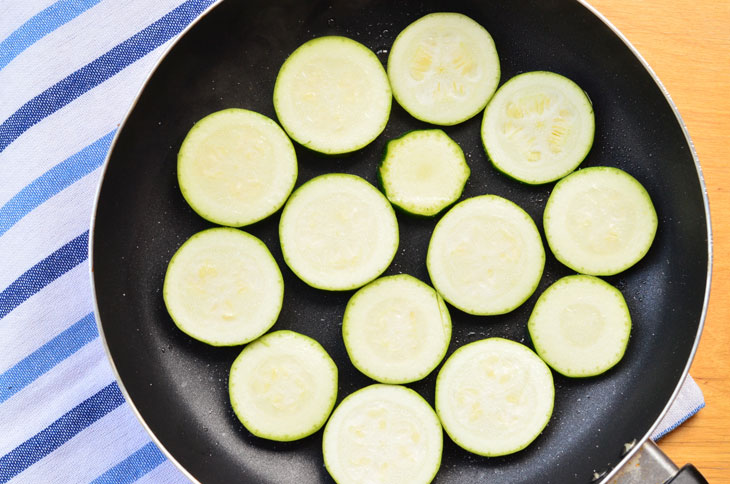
[90,1,710,483]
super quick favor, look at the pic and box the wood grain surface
[587,0,730,481]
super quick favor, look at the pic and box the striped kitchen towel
[0,1,705,483]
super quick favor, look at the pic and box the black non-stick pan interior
[91,0,709,482]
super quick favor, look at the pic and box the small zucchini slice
[379,129,470,216]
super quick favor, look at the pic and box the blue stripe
[0,0,215,153]
[0,382,124,483]
[89,442,166,484]
[653,402,706,440]
[0,0,103,70]
[0,313,97,404]
[0,230,88,319]
[0,131,114,237]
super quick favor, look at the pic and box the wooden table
[588,1,730,481]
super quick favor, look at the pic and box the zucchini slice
[163,228,283,346]
[342,274,452,384]
[177,108,297,226]
[379,129,470,216]
[387,12,500,125]
[279,174,399,291]
[435,338,554,456]
[323,384,443,484]
[543,166,658,275]
[528,275,631,377]
[426,195,545,315]
[273,36,392,154]
[481,71,595,184]
[229,330,338,441]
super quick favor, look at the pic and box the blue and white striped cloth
[0,1,705,482]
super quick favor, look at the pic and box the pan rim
[87,1,713,482]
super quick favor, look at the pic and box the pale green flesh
[435,338,554,456]
[388,12,500,125]
[177,108,297,227]
[323,384,443,484]
[343,274,452,384]
[274,36,392,154]
[482,71,595,185]
[528,275,631,378]
[427,195,545,315]
[229,330,338,441]
[544,166,658,276]
[279,174,399,291]
[163,228,283,346]
[380,130,470,216]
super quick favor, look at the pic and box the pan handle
[607,439,708,484]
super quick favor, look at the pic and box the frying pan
[89,0,712,482]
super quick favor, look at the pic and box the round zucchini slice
[387,12,500,125]
[543,166,658,275]
[279,174,399,291]
[481,71,595,184]
[379,129,470,216]
[426,195,545,315]
[229,330,338,441]
[273,36,392,154]
[528,275,631,377]
[435,338,554,456]
[323,384,443,484]
[177,108,297,226]
[163,228,283,346]
[342,274,452,384]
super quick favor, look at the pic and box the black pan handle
[605,440,708,484]
[665,464,709,484]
